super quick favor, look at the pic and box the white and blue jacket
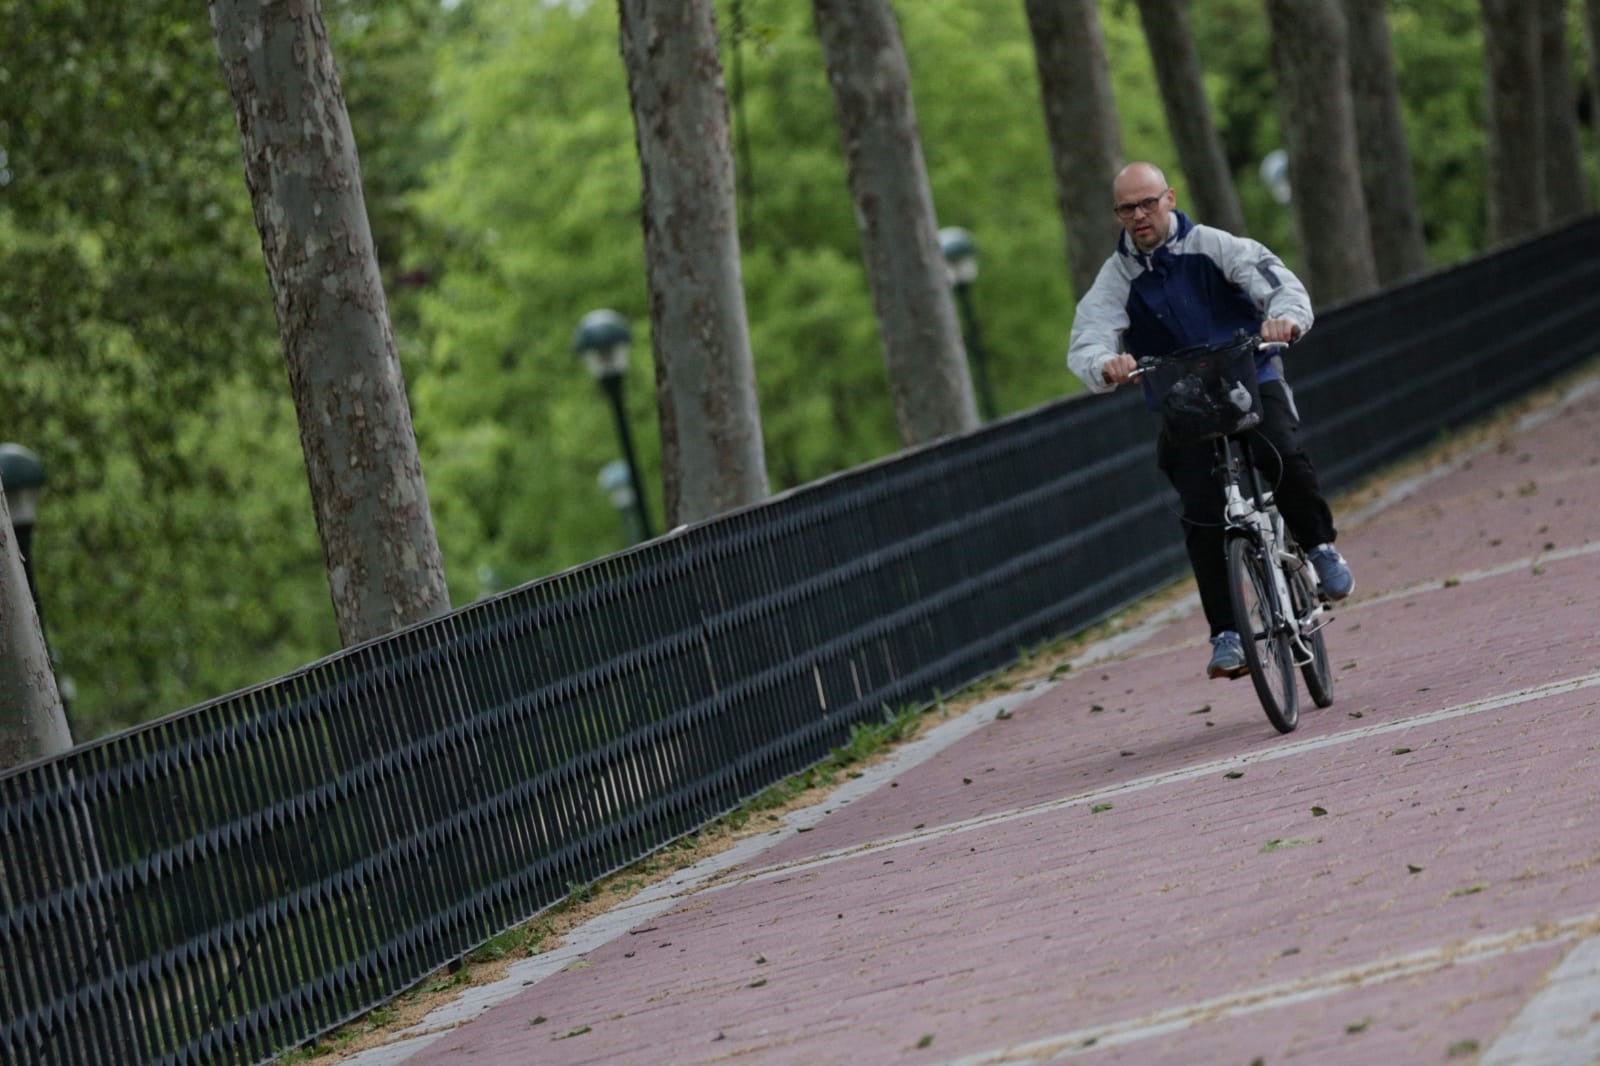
[1067,210,1314,402]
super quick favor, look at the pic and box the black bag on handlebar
[1142,336,1263,445]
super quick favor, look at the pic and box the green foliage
[1389,2,1487,262]
[404,0,652,594]
[901,2,1086,404]
[1183,0,1291,250]
[1136,0,1498,271]
[405,0,1094,593]
[1,0,1525,737]
[0,0,337,734]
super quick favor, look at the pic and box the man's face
[1112,175,1175,253]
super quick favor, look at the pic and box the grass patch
[1262,838,1316,852]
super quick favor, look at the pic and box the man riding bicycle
[1067,161,1354,680]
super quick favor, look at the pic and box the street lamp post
[597,459,645,546]
[938,226,998,422]
[0,442,72,711]
[0,443,48,632]
[573,309,653,540]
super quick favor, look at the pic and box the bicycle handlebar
[1127,334,1287,381]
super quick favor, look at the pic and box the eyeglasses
[1113,190,1169,219]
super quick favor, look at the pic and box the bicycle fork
[1225,485,1321,667]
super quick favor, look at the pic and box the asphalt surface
[339,369,1600,1066]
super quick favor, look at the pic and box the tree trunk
[1587,0,1600,150]
[0,492,71,768]
[1479,0,1547,242]
[1540,0,1589,223]
[1343,0,1430,284]
[1132,0,1249,236]
[210,0,450,646]
[1024,0,1127,299]
[1263,0,1379,306]
[619,0,770,529]
[812,0,978,446]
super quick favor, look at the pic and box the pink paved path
[349,378,1600,1066]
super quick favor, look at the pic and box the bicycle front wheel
[1227,535,1299,733]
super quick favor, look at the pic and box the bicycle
[1133,333,1334,733]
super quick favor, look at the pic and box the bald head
[1111,162,1176,252]
[1113,162,1168,200]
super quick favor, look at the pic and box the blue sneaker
[1207,631,1248,679]
[1307,543,1355,601]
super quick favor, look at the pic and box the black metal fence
[4,219,1598,1065]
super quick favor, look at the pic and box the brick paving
[346,377,1600,1066]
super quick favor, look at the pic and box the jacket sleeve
[1201,225,1315,335]
[1067,257,1132,394]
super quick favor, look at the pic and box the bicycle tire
[1289,562,1334,708]
[1227,535,1299,733]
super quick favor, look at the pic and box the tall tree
[0,490,72,768]
[1479,0,1547,243]
[812,0,978,445]
[1024,0,1126,299]
[1263,0,1379,306]
[1132,0,1248,237]
[618,0,770,528]
[1344,0,1429,284]
[210,0,451,645]
[1539,0,1589,223]
[1587,0,1600,151]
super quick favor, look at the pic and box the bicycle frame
[1213,433,1324,667]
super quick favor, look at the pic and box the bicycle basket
[1142,337,1263,445]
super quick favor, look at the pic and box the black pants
[1156,379,1338,637]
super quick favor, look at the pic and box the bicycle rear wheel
[1289,562,1334,708]
[1227,535,1299,733]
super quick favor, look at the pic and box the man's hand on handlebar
[1260,317,1302,345]
[1101,352,1139,386]
[1108,322,1301,386]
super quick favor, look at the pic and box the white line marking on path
[342,598,1245,1063]
[942,915,1600,1064]
[1352,541,1600,613]
[1481,934,1600,1066]
[339,681,1060,1063]
[705,670,1600,892]
[1101,540,1600,669]
[1340,369,1600,528]
[353,664,1600,1066]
